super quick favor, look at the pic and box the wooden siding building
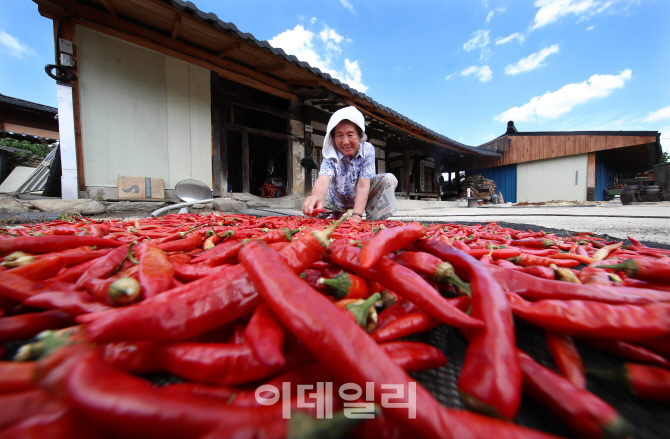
[33,0,500,200]
[462,122,662,203]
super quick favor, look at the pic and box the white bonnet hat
[322,106,368,161]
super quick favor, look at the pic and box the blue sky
[1,0,668,153]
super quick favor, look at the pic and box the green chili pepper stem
[14,328,76,361]
[282,227,302,242]
[180,224,206,238]
[435,262,472,297]
[317,272,352,300]
[310,210,352,248]
[108,277,142,305]
[127,241,140,265]
[594,259,637,277]
[586,367,634,395]
[287,409,371,439]
[376,290,396,309]
[345,293,381,331]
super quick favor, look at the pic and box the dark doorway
[249,134,287,196]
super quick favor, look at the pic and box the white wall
[517,154,588,202]
[77,26,212,190]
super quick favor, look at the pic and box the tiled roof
[166,0,500,157]
[0,94,57,114]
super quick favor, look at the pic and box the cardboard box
[118,175,165,199]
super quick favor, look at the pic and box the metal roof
[0,93,57,114]
[164,0,500,158]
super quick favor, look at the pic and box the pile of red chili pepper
[1,211,669,438]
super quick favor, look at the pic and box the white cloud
[532,0,614,30]
[505,44,560,75]
[463,30,490,51]
[586,25,596,30]
[486,6,507,23]
[642,105,670,122]
[340,0,355,14]
[496,32,525,45]
[0,30,36,58]
[445,72,457,80]
[462,65,493,82]
[494,69,632,121]
[269,24,368,92]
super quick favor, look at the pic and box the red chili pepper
[0,271,45,301]
[172,261,230,282]
[510,238,557,248]
[510,253,581,268]
[0,361,37,393]
[48,256,104,284]
[518,349,632,439]
[0,388,53,429]
[244,303,285,367]
[325,245,482,330]
[137,242,174,299]
[378,341,447,372]
[375,299,420,330]
[508,293,670,342]
[517,265,555,279]
[75,244,132,289]
[577,337,670,369]
[2,254,67,281]
[370,311,440,342]
[578,266,615,286]
[589,363,670,403]
[101,341,162,374]
[0,235,122,255]
[393,251,471,295]
[598,258,670,285]
[22,291,112,316]
[317,271,370,299]
[485,264,670,305]
[156,337,311,386]
[358,222,426,269]
[545,331,586,389]
[547,253,596,265]
[0,309,74,342]
[414,238,522,420]
[156,234,203,253]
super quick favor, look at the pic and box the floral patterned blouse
[318,141,376,210]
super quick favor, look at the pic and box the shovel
[149,179,214,217]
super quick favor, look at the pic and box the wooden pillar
[242,130,249,194]
[403,149,410,200]
[58,19,85,192]
[304,131,313,194]
[220,102,229,194]
[286,137,293,195]
[210,72,225,197]
[587,152,596,201]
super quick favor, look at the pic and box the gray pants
[324,173,398,220]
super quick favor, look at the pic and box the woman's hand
[303,175,331,217]
[302,195,325,216]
